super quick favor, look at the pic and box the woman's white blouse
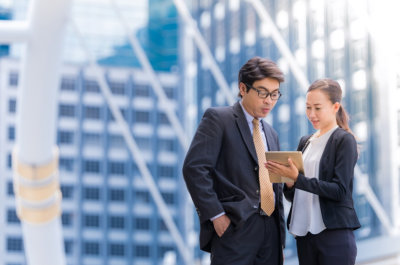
[289,126,338,237]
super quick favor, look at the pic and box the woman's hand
[265,158,299,182]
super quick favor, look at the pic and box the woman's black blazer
[284,127,361,230]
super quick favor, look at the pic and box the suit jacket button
[254,166,259,171]
[256,189,259,194]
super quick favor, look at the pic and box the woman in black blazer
[266,79,361,265]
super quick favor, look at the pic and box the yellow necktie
[252,118,275,216]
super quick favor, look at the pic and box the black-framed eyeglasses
[245,84,282,100]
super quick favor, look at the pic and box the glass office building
[183,0,400,262]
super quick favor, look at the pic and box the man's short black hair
[238,57,284,97]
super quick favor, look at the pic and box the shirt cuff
[210,212,226,221]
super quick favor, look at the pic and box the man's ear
[239,82,247,96]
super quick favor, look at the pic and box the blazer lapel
[233,102,258,163]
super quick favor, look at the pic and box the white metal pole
[0,21,30,43]
[13,0,72,264]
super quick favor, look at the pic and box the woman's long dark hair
[307,78,355,137]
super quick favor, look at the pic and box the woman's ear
[333,102,341,113]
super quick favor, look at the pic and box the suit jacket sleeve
[293,132,358,201]
[182,108,225,223]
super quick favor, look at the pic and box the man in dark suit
[182,57,286,265]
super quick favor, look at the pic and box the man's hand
[212,214,231,237]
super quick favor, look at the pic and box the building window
[158,165,174,178]
[137,137,151,150]
[8,99,16,113]
[58,130,74,145]
[134,84,150,97]
[164,86,175,99]
[8,126,15,141]
[159,139,175,152]
[109,216,125,229]
[60,185,74,199]
[84,79,100,93]
[84,160,101,173]
[134,110,150,123]
[135,217,150,230]
[109,188,125,201]
[109,134,125,148]
[158,245,174,258]
[84,187,101,200]
[83,132,102,146]
[158,112,169,125]
[135,190,150,204]
[7,209,20,224]
[7,153,12,169]
[135,245,150,258]
[9,72,18,86]
[59,104,76,117]
[159,219,168,232]
[109,161,125,175]
[84,214,100,228]
[109,243,125,257]
[109,81,126,95]
[60,77,76,91]
[7,181,14,196]
[64,239,73,255]
[62,212,73,227]
[83,241,100,255]
[84,106,101,120]
[7,237,23,252]
[162,192,175,205]
[59,157,74,172]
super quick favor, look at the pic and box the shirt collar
[239,100,258,125]
[312,125,339,141]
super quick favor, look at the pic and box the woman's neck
[317,123,338,137]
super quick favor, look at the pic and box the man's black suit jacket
[183,102,285,253]
[284,128,361,230]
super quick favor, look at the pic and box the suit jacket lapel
[233,102,258,163]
